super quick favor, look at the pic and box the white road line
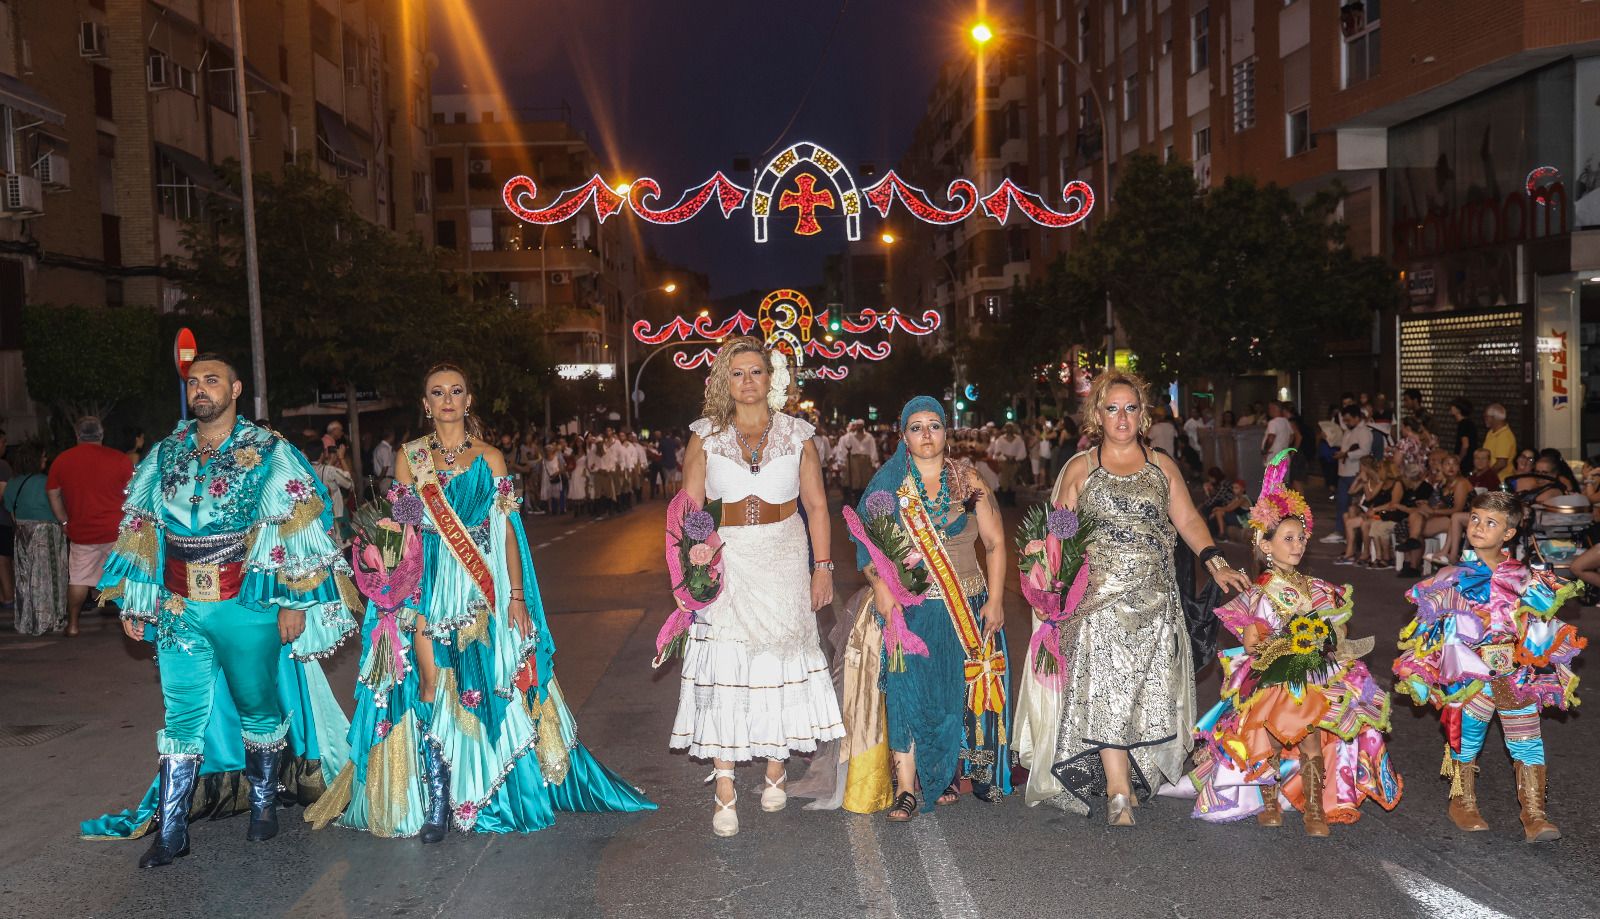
[846,815,901,919]
[1381,862,1514,919]
[909,815,980,919]
[535,542,550,549]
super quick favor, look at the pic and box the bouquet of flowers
[655,491,725,668]
[350,484,425,693]
[1015,503,1096,690]
[1250,614,1335,689]
[842,490,930,672]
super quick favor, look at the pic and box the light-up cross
[778,174,836,236]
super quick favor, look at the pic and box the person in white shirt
[1322,406,1373,543]
[1031,424,1052,484]
[837,420,879,504]
[1183,408,1211,455]
[308,438,355,543]
[1261,402,1295,459]
[988,422,1028,505]
[371,429,396,495]
[1147,407,1179,458]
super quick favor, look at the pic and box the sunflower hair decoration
[1248,448,1314,534]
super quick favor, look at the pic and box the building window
[156,155,197,221]
[1231,57,1256,131]
[1120,0,1134,15]
[1078,9,1091,63]
[1057,61,1068,107]
[92,64,113,119]
[1122,74,1139,120]
[1342,0,1381,87]
[310,5,336,60]
[1164,144,1175,162]
[433,156,454,194]
[1191,9,1209,73]
[435,220,457,249]
[1193,126,1211,159]
[1286,107,1311,156]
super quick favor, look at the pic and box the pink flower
[376,517,402,533]
[687,543,715,567]
[360,542,385,574]
[460,689,483,709]
[1045,533,1062,577]
[455,801,478,822]
[902,552,924,568]
[208,478,228,497]
[1023,539,1046,556]
[284,479,309,499]
[375,719,391,739]
[127,518,145,532]
[270,545,287,564]
[497,478,514,496]
[1028,561,1050,591]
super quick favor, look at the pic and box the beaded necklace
[910,459,953,535]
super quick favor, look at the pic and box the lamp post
[971,21,1116,369]
[621,282,676,430]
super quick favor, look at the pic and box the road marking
[909,815,980,919]
[1381,861,1514,918]
[846,815,901,919]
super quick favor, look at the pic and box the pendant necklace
[429,433,473,467]
[735,416,774,474]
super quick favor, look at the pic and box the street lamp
[969,20,1115,369]
[622,282,677,429]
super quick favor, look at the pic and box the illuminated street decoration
[1526,166,1561,206]
[501,140,1095,241]
[634,289,942,382]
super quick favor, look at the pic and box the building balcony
[456,244,601,277]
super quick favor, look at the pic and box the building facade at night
[1020,0,1600,456]
[0,0,435,436]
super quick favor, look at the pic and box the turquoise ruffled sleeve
[238,434,359,661]
[98,445,169,628]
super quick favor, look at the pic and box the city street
[1,492,1597,919]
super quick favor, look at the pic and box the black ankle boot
[420,738,451,844]
[244,745,283,841]
[139,754,200,868]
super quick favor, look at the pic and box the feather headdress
[1248,448,1314,535]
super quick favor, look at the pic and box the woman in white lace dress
[670,337,844,836]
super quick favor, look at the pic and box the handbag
[1174,542,1224,672]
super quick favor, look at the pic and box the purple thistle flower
[391,489,424,525]
[865,490,896,519]
[1046,507,1079,540]
[683,509,716,542]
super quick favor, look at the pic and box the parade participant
[849,397,1011,819]
[670,337,842,837]
[1018,370,1249,823]
[838,419,879,506]
[1394,491,1582,843]
[987,422,1027,506]
[309,363,654,841]
[82,355,358,868]
[1178,451,1401,834]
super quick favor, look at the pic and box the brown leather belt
[720,497,797,527]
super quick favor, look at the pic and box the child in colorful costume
[1183,450,1401,835]
[1394,490,1582,842]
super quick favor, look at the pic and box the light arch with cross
[751,141,862,243]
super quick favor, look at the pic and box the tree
[1079,154,1397,388]
[21,303,163,431]
[959,263,1105,422]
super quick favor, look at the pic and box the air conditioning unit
[147,50,171,89]
[4,174,45,216]
[548,271,570,285]
[79,21,108,59]
[36,152,70,190]
[468,159,491,175]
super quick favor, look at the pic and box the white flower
[767,349,792,411]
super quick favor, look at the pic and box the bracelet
[814,559,834,572]
[1204,554,1231,574]
[1198,546,1224,565]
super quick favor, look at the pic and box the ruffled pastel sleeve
[239,435,360,661]
[1213,587,1272,639]
[1315,579,1355,626]
[98,449,167,626]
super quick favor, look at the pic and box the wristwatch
[814,559,835,572]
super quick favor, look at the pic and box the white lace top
[691,412,815,504]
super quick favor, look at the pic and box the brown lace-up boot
[1515,762,1560,843]
[1257,757,1283,827]
[1444,755,1489,832]
[1299,750,1329,837]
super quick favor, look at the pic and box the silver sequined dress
[1048,455,1194,815]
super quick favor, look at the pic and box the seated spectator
[1335,456,1386,566]
[1391,463,1436,576]
[1410,454,1472,568]
[1466,448,1501,491]
[1359,460,1405,569]
[1198,467,1249,541]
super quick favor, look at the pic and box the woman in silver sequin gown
[1041,372,1249,825]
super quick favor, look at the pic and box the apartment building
[1019,0,1600,455]
[431,94,642,415]
[0,0,434,436]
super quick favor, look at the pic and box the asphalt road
[2,489,1597,919]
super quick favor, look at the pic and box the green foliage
[864,511,930,595]
[826,342,953,423]
[21,303,163,422]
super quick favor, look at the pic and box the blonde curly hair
[1081,370,1153,444]
[700,336,771,432]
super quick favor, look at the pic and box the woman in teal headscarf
[851,396,1012,819]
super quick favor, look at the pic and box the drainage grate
[0,722,84,748]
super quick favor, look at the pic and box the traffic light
[828,313,842,332]
[955,400,966,411]
[1005,407,1015,421]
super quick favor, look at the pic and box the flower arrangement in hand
[842,490,930,671]
[1015,503,1096,689]
[1251,614,1335,689]
[351,484,425,693]
[655,490,725,667]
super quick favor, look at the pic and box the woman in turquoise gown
[309,364,655,840]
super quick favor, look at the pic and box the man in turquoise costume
[83,354,358,868]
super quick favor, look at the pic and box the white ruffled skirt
[669,514,844,761]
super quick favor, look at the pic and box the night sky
[437,0,995,302]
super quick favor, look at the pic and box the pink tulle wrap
[656,491,725,667]
[841,506,929,667]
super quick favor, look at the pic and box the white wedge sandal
[760,773,788,812]
[708,769,739,837]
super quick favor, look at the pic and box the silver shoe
[1107,794,1136,827]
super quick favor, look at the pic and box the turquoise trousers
[155,599,288,756]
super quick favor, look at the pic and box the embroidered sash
[403,437,496,604]
[897,481,1005,719]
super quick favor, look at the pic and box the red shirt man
[47,416,134,633]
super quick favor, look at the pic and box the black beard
[189,398,231,423]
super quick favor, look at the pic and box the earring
[426,410,433,419]
[1264,551,1275,567]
